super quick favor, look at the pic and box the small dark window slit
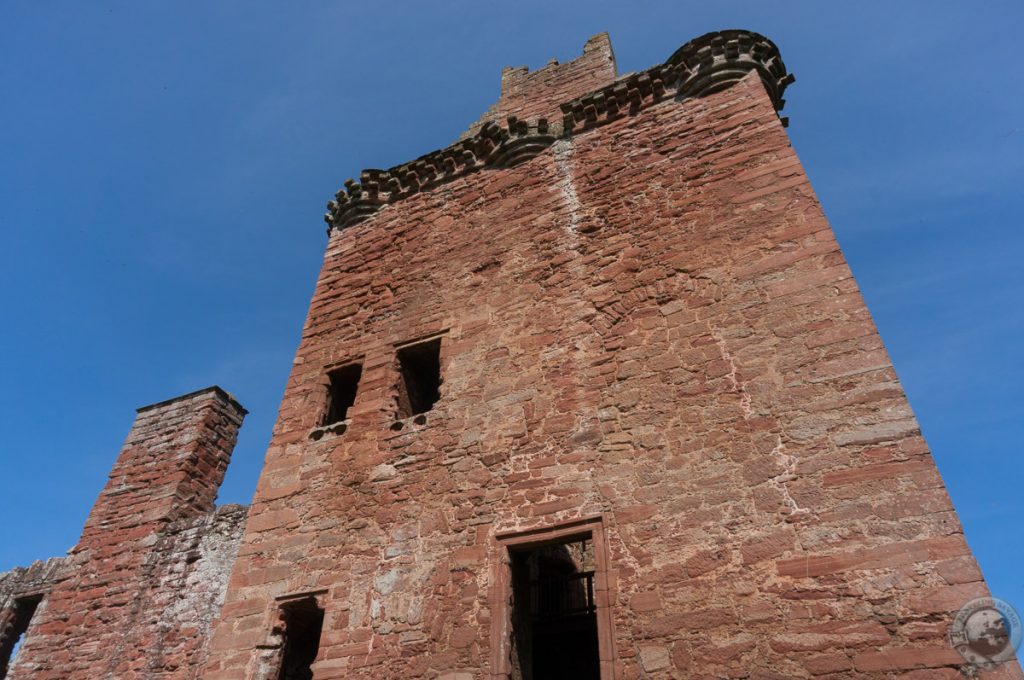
[395,338,442,418]
[323,363,363,426]
[277,598,325,680]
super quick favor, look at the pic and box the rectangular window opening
[395,338,442,418]
[1,594,42,679]
[508,534,601,680]
[323,363,363,425]
[277,597,324,680]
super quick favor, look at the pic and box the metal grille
[529,570,596,621]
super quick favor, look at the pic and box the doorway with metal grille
[509,537,600,680]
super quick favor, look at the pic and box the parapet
[324,29,794,234]
[460,32,618,140]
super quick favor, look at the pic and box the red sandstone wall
[204,48,1020,680]
[7,388,247,679]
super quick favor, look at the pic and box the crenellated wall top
[324,29,793,234]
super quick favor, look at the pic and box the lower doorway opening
[276,597,324,680]
[509,535,600,680]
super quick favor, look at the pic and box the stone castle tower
[2,30,1020,679]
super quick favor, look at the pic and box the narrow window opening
[277,597,324,680]
[395,338,442,418]
[1,594,42,679]
[323,363,362,425]
[509,536,600,680]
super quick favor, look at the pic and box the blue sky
[1,1,1021,614]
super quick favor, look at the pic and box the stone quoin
[2,30,1019,680]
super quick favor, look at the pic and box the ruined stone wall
[0,559,64,678]
[203,32,1021,679]
[4,387,248,680]
[0,561,66,604]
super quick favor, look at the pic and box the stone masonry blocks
[205,32,1022,680]
[3,30,1018,680]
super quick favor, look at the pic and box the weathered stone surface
[2,387,247,679]
[203,31,1020,680]
[4,29,1019,680]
